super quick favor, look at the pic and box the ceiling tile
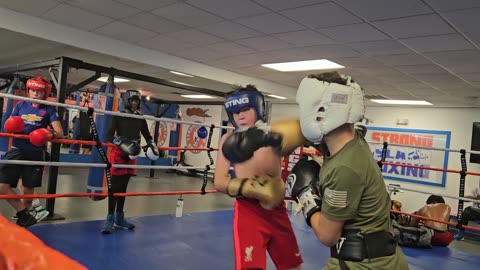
[207,52,278,69]
[170,47,224,62]
[333,56,384,68]
[151,3,223,27]
[68,0,141,19]
[280,2,362,29]
[236,36,294,51]
[122,12,188,34]
[272,30,336,47]
[373,14,455,38]
[374,53,432,66]
[400,34,475,53]
[0,0,59,16]
[137,35,197,53]
[265,48,317,62]
[347,40,413,56]
[198,21,262,40]
[41,4,113,31]
[442,8,480,47]
[167,29,224,46]
[303,44,360,58]
[115,0,184,11]
[423,0,480,12]
[93,21,158,43]
[187,0,269,19]
[336,0,433,21]
[234,13,306,34]
[424,50,480,64]
[441,63,480,73]
[252,0,329,11]
[457,73,480,82]
[318,23,389,42]
[395,64,447,75]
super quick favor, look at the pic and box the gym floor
[1,167,479,269]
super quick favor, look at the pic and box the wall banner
[366,126,451,187]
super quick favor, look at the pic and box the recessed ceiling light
[170,71,194,77]
[370,99,433,105]
[267,94,287,100]
[97,76,130,83]
[261,59,344,72]
[181,94,216,99]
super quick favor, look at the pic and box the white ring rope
[0,93,234,130]
[367,140,480,155]
[387,184,480,204]
[0,159,214,170]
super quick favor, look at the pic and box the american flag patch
[331,93,348,104]
[324,188,347,208]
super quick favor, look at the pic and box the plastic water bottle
[176,196,184,218]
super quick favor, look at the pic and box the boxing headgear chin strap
[296,75,365,144]
[224,89,266,129]
[26,76,52,100]
[122,90,141,111]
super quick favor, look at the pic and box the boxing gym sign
[366,126,451,187]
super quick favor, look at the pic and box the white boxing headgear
[295,75,365,144]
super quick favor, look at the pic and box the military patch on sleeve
[324,188,347,208]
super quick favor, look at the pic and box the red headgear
[26,76,51,100]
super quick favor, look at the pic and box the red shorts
[109,146,137,176]
[233,198,303,270]
[431,231,454,247]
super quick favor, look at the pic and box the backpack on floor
[392,219,434,248]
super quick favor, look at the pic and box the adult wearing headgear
[223,72,409,269]
[102,90,162,234]
[214,85,303,270]
[0,76,64,227]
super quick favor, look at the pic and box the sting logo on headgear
[225,97,250,108]
[224,86,266,129]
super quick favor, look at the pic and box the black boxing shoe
[16,209,37,227]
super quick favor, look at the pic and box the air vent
[364,95,389,100]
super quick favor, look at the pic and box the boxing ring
[0,74,480,269]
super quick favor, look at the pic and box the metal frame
[0,56,227,218]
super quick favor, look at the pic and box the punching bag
[0,76,20,152]
[86,82,116,200]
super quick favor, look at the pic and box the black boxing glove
[113,136,141,159]
[286,157,322,227]
[221,127,281,163]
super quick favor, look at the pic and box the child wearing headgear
[0,76,64,227]
[214,85,303,270]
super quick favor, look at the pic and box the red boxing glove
[29,128,53,147]
[4,116,25,133]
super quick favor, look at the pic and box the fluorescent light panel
[181,94,216,99]
[370,99,433,105]
[97,76,130,83]
[262,59,344,72]
[267,94,287,100]
[170,71,194,77]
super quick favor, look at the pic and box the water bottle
[176,196,184,218]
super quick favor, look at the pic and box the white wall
[271,103,480,214]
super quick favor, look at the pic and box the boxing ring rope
[0,133,219,151]
[0,190,218,200]
[0,92,225,213]
[0,93,233,129]
[387,185,480,204]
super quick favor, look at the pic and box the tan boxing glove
[227,176,285,210]
[270,120,309,156]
